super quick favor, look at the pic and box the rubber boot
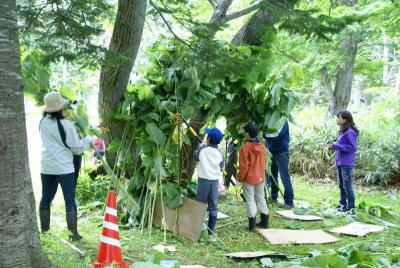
[66,209,82,241]
[256,213,269,229]
[208,215,217,235]
[39,208,50,233]
[246,217,256,231]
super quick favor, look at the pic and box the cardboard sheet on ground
[277,210,323,221]
[205,212,229,220]
[153,198,207,241]
[224,251,286,260]
[330,221,385,236]
[258,229,339,245]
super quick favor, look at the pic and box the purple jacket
[332,128,359,167]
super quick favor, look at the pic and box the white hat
[43,91,68,112]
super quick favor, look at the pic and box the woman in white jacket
[39,91,93,241]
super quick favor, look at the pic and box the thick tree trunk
[0,1,51,267]
[331,32,359,115]
[99,0,147,167]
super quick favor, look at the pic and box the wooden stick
[59,238,85,257]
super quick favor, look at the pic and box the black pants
[73,155,82,189]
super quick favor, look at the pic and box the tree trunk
[353,75,362,112]
[331,31,359,115]
[0,1,51,267]
[320,67,336,114]
[395,65,400,92]
[382,30,390,85]
[98,0,147,167]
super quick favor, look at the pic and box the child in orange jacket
[237,122,269,231]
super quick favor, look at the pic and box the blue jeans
[270,151,294,206]
[337,166,355,209]
[196,178,218,217]
[39,173,76,210]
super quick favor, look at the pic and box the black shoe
[256,213,269,229]
[346,208,355,216]
[66,209,82,241]
[284,203,294,209]
[336,204,346,212]
[246,217,256,231]
[39,208,50,233]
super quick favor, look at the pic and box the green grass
[40,177,400,267]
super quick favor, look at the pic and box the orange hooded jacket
[237,140,267,185]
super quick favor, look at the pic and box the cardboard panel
[330,221,385,236]
[258,229,339,245]
[153,198,207,241]
[205,212,229,220]
[277,210,323,221]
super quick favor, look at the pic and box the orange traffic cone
[92,191,129,268]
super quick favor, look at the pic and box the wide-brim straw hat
[43,91,68,113]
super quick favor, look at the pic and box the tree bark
[382,30,390,85]
[331,31,359,115]
[0,1,51,267]
[320,67,336,114]
[98,0,147,167]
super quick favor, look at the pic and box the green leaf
[163,184,183,208]
[107,139,121,152]
[283,221,301,230]
[267,110,281,129]
[145,123,166,146]
[347,250,373,265]
[59,85,77,101]
[293,207,309,215]
[260,257,273,267]
[138,85,154,100]
[302,254,347,268]
[151,156,167,178]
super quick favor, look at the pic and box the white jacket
[40,115,93,175]
[195,143,224,181]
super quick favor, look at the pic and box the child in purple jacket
[327,111,359,215]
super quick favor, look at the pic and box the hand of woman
[326,144,333,150]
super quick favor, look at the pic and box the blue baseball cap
[205,127,223,145]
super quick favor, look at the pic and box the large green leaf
[151,156,167,178]
[267,110,281,129]
[145,123,166,146]
[301,254,347,268]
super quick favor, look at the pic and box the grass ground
[38,177,400,268]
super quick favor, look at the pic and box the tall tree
[320,0,361,115]
[180,0,296,183]
[0,0,50,267]
[98,0,147,166]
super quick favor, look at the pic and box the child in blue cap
[195,127,224,237]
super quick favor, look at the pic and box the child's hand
[326,144,333,150]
